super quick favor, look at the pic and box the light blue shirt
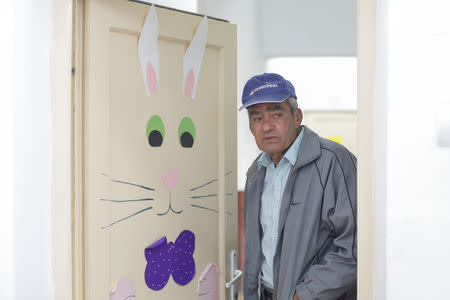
[257,128,304,289]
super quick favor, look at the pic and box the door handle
[225,250,242,300]
[225,269,243,288]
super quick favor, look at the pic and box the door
[80,1,237,299]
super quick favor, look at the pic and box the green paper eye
[146,115,165,147]
[178,117,195,148]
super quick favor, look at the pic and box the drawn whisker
[190,179,217,191]
[190,193,233,199]
[190,203,218,213]
[100,206,153,229]
[190,203,232,216]
[189,171,232,191]
[191,193,217,199]
[184,193,233,205]
[100,198,153,203]
[102,173,155,191]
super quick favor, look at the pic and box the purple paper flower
[144,230,195,291]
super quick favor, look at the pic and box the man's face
[248,100,303,159]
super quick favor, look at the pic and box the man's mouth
[262,136,278,142]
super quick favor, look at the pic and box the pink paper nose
[162,170,179,191]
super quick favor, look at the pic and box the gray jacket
[243,126,357,300]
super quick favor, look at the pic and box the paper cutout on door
[198,264,220,300]
[144,230,196,291]
[110,278,136,300]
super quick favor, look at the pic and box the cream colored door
[80,1,237,299]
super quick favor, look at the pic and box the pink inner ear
[146,63,158,94]
[184,68,195,98]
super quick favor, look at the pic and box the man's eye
[274,113,282,118]
[253,117,262,122]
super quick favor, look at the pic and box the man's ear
[294,108,303,127]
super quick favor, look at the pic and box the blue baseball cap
[239,73,297,111]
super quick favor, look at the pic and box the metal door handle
[227,249,241,299]
[225,269,243,288]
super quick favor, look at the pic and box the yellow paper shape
[328,136,342,144]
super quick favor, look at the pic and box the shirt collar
[257,151,273,170]
[257,127,304,170]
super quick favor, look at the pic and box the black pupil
[149,130,163,147]
[180,132,194,148]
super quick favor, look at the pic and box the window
[266,57,357,111]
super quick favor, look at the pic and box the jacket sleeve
[295,151,357,300]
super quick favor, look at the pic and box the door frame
[356,0,376,299]
[72,0,85,299]
[50,0,76,299]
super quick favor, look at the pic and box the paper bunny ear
[138,5,159,96]
[183,16,208,99]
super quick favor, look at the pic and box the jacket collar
[292,125,321,170]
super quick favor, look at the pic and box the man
[240,73,357,300]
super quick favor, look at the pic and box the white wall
[0,2,15,299]
[373,0,388,298]
[13,1,54,299]
[197,0,265,190]
[136,0,197,13]
[374,1,450,299]
[261,0,356,57]
[0,1,73,299]
[266,57,357,111]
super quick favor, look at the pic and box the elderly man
[240,73,357,300]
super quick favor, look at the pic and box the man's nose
[262,117,274,131]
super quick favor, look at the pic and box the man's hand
[293,292,300,300]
